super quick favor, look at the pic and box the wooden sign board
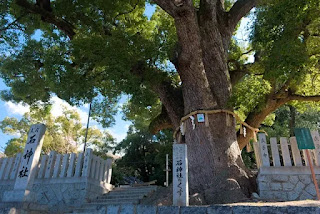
[294,128,315,150]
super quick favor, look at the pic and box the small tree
[0,104,114,156]
[114,127,172,185]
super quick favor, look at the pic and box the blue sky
[0,4,251,153]
[0,79,11,151]
[0,80,132,152]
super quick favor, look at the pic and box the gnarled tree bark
[154,0,258,204]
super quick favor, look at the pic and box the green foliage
[263,103,320,138]
[0,103,114,156]
[1,0,320,154]
[0,1,181,127]
[241,148,256,169]
[112,127,172,185]
[230,75,271,115]
[229,0,320,122]
[251,0,320,89]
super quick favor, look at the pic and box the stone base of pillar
[2,189,35,202]
[0,201,48,213]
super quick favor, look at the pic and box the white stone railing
[255,132,320,201]
[0,153,21,181]
[0,148,113,184]
[253,131,320,169]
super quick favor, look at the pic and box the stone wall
[0,177,112,213]
[0,148,113,212]
[254,132,320,201]
[0,181,14,202]
[257,167,320,201]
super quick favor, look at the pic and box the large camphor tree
[1,0,320,203]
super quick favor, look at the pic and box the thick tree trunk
[184,112,255,204]
[155,0,255,204]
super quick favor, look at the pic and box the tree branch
[152,79,184,128]
[113,3,138,26]
[153,0,194,17]
[129,60,184,128]
[237,90,320,149]
[153,0,178,16]
[15,0,75,39]
[149,105,173,134]
[0,13,27,33]
[227,0,257,32]
[288,94,320,102]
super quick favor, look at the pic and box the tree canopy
[1,0,319,142]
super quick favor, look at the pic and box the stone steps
[111,186,157,192]
[86,199,140,205]
[99,192,151,198]
[97,195,145,200]
[69,186,158,213]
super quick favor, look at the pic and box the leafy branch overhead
[0,0,320,143]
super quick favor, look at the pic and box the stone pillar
[60,154,70,178]
[82,148,93,177]
[311,131,320,166]
[53,154,62,178]
[67,153,76,177]
[74,153,83,177]
[10,153,22,180]
[45,151,56,178]
[95,158,101,180]
[3,124,46,202]
[258,133,270,167]
[173,144,189,206]
[105,158,113,184]
[37,155,48,179]
[0,158,8,180]
[99,160,105,181]
[4,157,14,180]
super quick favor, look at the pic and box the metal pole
[166,154,169,187]
[306,149,320,200]
[83,102,92,153]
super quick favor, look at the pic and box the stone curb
[69,204,320,214]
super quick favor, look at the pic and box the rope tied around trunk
[173,109,267,151]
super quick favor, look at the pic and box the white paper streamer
[243,127,247,137]
[180,122,185,135]
[189,116,195,130]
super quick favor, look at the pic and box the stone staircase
[69,185,158,213]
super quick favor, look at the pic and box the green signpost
[294,128,320,200]
[294,128,315,150]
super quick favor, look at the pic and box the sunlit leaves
[252,0,320,87]
[231,75,271,115]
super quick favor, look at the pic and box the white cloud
[50,96,89,125]
[5,101,30,116]
[3,96,130,145]
[108,129,127,143]
[82,103,90,109]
